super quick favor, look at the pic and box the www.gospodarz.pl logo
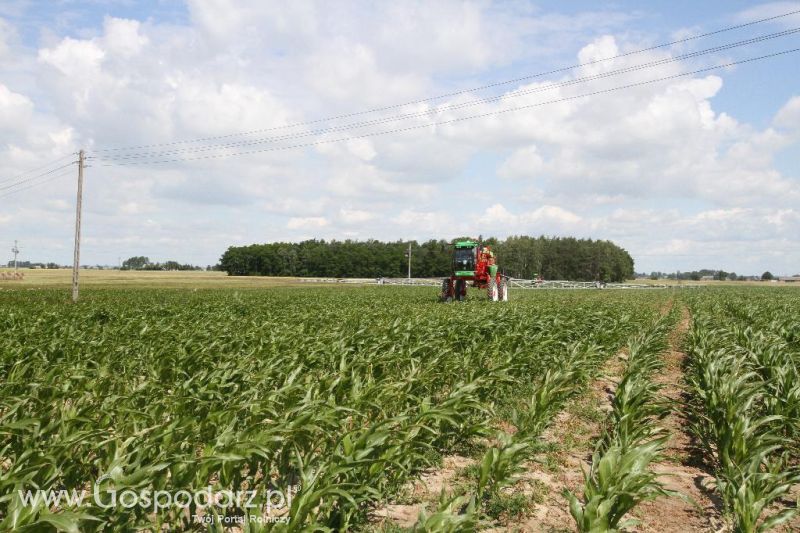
[18,475,299,524]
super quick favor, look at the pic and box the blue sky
[0,1,798,275]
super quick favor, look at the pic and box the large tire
[441,279,453,302]
[487,277,499,301]
[455,279,466,301]
[499,278,508,301]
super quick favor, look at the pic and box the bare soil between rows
[629,307,723,533]
[370,303,799,532]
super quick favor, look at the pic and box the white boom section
[297,277,698,289]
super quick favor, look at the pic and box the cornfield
[1,285,798,531]
[684,290,800,532]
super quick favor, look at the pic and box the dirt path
[503,348,627,532]
[630,306,724,533]
[371,454,475,528]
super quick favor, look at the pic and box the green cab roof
[454,240,478,248]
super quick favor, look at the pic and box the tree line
[218,236,635,282]
[121,256,203,271]
[644,270,779,281]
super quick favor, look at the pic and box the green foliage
[511,363,590,439]
[218,235,635,281]
[121,255,150,269]
[412,490,477,532]
[568,311,676,532]
[567,439,671,532]
[120,256,201,271]
[476,433,531,500]
[0,286,664,530]
[483,491,535,523]
[684,289,800,532]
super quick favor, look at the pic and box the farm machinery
[440,240,509,302]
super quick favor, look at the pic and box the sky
[0,0,798,275]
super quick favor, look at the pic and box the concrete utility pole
[71,150,85,303]
[407,242,412,279]
[11,240,19,271]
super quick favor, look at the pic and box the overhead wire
[90,47,800,166]
[0,161,76,192]
[0,153,76,186]
[90,27,800,162]
[89,8,800,153]
[0,166,76,200]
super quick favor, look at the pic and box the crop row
[567,307,676,532]
[684,289,800,532]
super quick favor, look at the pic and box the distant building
[778,276,800,283]
[700,275,714,281]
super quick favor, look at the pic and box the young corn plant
[567,437,671,532]
[568,312,675,532]
[475,433,532,502]
[510,366,584,439]
[0,286,667,530]
[603,373,668,453]
[685,309,800,532]
[412,490,478,532]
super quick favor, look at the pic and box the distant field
[0,268,794,290]
[0,268,305,288]
[634,277,790,287]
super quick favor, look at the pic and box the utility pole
[72,150,85,303]
[407,242,412,279]
[11,240,19,271]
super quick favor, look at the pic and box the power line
[0,167,75,200]
[0,162,76,192]
[90,27,800,161]
[91,47,800,167]
[0,153,75,186]
[90,8,800,154]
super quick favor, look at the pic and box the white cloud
[0,83,33,130]
[38,37,105,76]
[173,80,292,137]
[102,17,148,58]
[774,95,800,132]
[498,145,544,180]
[392,209,454,235]
[304,39,426,108]
[735,2,800,28]
[44,199,70,211]
[477,204,583,236]
[344,139,376,161]
[338,208,375,224]
[1,2,798,274]
[287,216,328,229]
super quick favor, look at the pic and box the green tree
[122,256,149,270]
[219,236,634,282]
